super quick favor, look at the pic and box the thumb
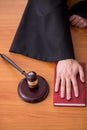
[79,66,85,82]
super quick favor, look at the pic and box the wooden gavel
[0,54,49,103]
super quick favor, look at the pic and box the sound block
[18,76,49,103]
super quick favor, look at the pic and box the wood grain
[0,0,87,130]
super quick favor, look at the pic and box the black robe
[69,1,87,19]
[9,0,75,62]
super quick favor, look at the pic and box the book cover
[53,63,86,106]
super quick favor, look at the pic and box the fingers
[69,15,81,26]
[69,15,77,22]
[55,73,72,100]
[55,75,79,100]
[66,78,72,100]
[71,76,79,97]
[55,77,72,100]
[61,78,72,100]
[55,74,79,99]
[74,19,87,28]
[69,15,87,28]
[55,73,60,92]
[60,77,66,98]
[79,66,85,82]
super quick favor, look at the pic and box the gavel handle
[0,54,27,77]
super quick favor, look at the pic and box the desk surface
[0,0,87,130]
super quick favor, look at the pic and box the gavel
[0,54,49,103]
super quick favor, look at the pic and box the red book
[53,63,86,107]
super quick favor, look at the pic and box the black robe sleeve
[9,0,75,62]
[69,1,87,19]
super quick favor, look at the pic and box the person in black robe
[9,0,85,100]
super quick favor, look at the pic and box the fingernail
[61,95,65,99]
[67,96,71,100]
[61,92,65,98]
[82,77,85,82]
[55,87,58,92]
[75,93,79,98]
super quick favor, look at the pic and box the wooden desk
[0,0,87,130]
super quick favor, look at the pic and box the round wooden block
[18,76,49,103]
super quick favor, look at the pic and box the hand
[69,14,87,28]
[55,59,85,100]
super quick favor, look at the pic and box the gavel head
[18,71,49,103]
[27,71,38,88]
